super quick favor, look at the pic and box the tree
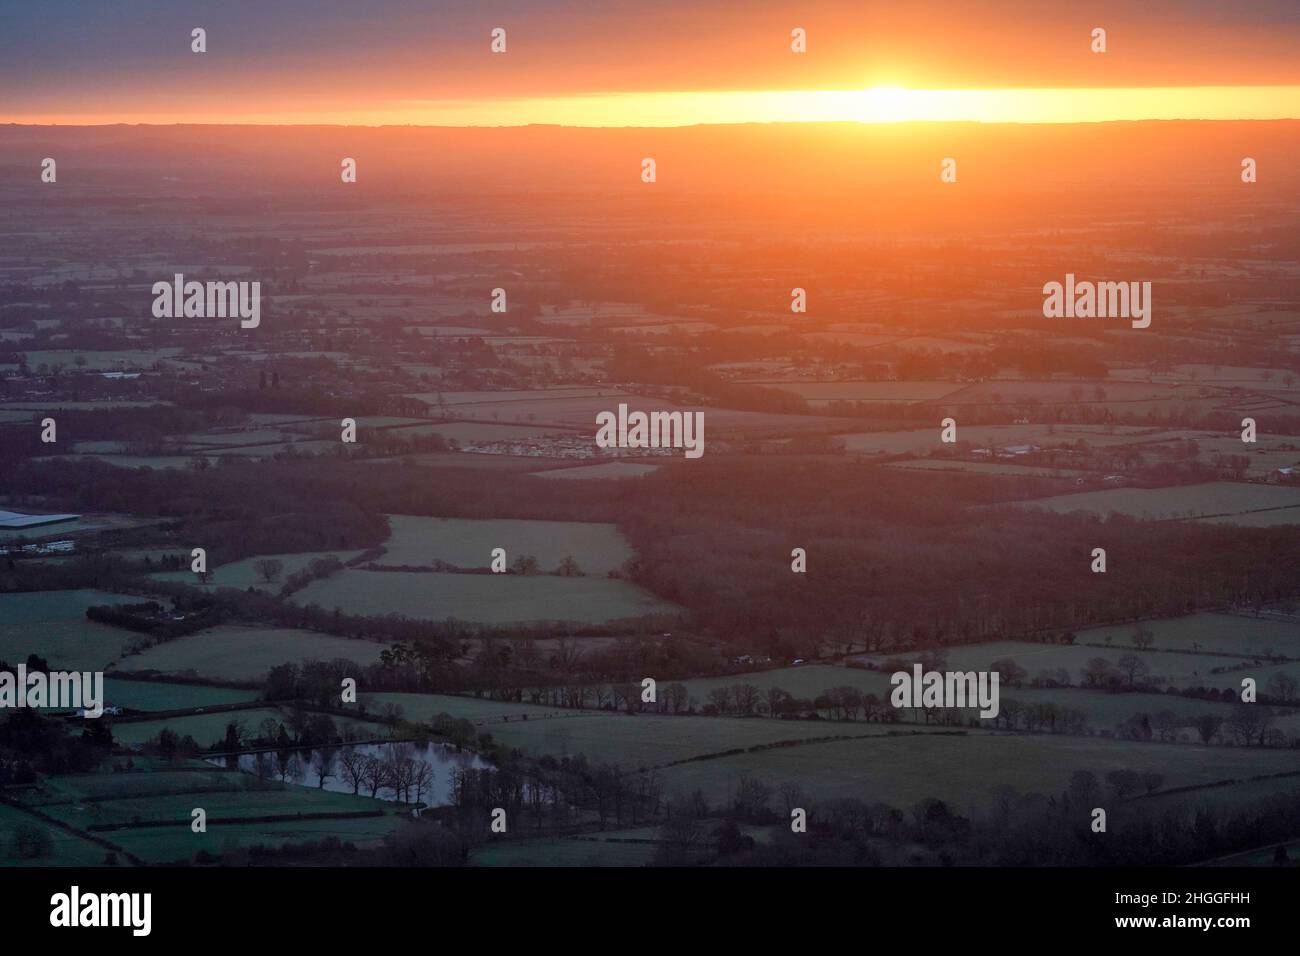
[1068,770,1100,807]
[254,558,284,584]
[990,657,1027,687]
[1116,654,1150,687]
[1105,768,1142,800]
[1151,711,1181,742]
[11,824,52,860]
[1130,626,1155,650]
[555,556,583,577]
[361,754,390,797]
[412,762,435,806]
[1264,672,1298,703]
[1081,657,1121,690]
[312,747,338,788]
[1193,713,1223,745]
[338,748,366,795]
[509,554,539,576]
[1227,705,1272,747]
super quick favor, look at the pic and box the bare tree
[312,747,338,789]
[254,557,285,584]
[337,748,367,795]
[361,754,391,798]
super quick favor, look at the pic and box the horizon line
[7,85,1300,128]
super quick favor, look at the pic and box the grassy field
[102,678,261,712]
[110,708,292,747]
[835,424,1165,456]
[470,835,658,866]
[1016,481,1300,522]
[114,625,386,681]
[149,550,363,591]
[293,570,679,624]
[23,766,405,864]
[13,348,183,371]
[885,458,1088,478]
[381,422,577,442]
[358,691,575,725]
[649,732,1300,810]
[381,514,635,574]
[529,462,661,480]
[756,381,961,403]
[1077,612,1300,659]
[855,640,1259,690]
[483,712,957,769]
[0,589,141,670]
[0,802,114,867]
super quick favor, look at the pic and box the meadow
[470,835,658,866]
[0,802,113,867]
[1016,481,1300,522]
[649,732,1300,811]
[0,589,141,670]
[114,625,387,681]
[101,678,261,712]
[530,462,661,480]
[293,570,679,625]
[380,514,635,574]
[855,640,1252,690]
[149,550,363,591]
[21,765,405,865]
[1076,612,1300,659]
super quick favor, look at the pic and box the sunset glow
[14,86,1300,128]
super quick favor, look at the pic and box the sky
[2,0,1299,126]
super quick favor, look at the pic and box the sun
[858,85,912,122]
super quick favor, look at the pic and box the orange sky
[3,1,1299,125]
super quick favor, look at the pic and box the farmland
[149,550,363,591]
[15,764,406,865]
[380,514,635,574]
[0,589,141,670]
[114,626,387,681]
[1016,481,1300,522]
[292,570,679,624]
[649,733,1300,809]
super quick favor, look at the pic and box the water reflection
[206,741,491,807]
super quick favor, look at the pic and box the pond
[207,740,492,807]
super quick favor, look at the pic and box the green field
[115,626,386,681]
[678,664,893,706]
[13,348,183,371]
[22,766,405,864]
[380,514,635,574]
[649,732,1300,810]
[530,462,661,480]
[110,709,293,747]
[1017,481,1300,522]
[1077,612,1300,659]
[108,815,405,863]
[470,835,657,867]
[483,712,956,769]
[293,570,679,625]
[102,679,261,712]
[0,802,115,867]
[856,641,1251,690]
[358,691,575,725]
[149,550,363,591]
[0,589,141,670]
